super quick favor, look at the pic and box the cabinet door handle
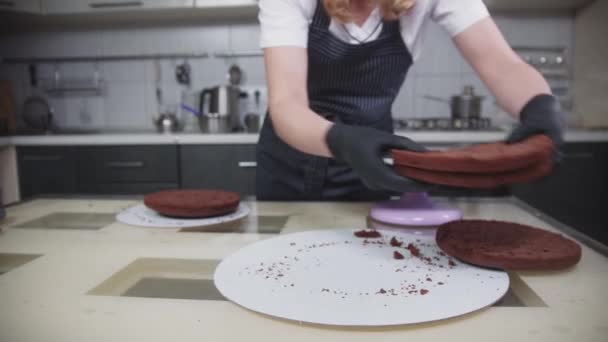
[564,152,594,159]
[105,161,145,168]
[0,1,16,8]
[23,155,64,162]
[238,161,257,168]
[89,1,143,9]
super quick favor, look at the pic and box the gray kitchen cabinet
[0,0,42,13]
[18,145,179,198]
[511,142,608,245]
[180,144,256,195]
[17,146,78,198]
[77,145,179,194]
[43,0,194,14]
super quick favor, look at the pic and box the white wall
[0,14,574,130]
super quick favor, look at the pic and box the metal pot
[425,86,485,119]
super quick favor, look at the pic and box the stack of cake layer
[391,135,554,189]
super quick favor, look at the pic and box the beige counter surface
[0,198,607,341]
[1,129,607,147]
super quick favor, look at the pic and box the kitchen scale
[369,192,462,228]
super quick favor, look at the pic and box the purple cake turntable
[369,192,462,228]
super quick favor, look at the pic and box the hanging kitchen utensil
[228,63,242,86]
[175,60,191,86]
[22,95,53,132]
[22,64,53,132]
[424,85,485,119]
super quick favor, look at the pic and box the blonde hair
[323,0,416,21]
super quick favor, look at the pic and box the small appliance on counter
[198,85,239,133]
[198,64,245,134]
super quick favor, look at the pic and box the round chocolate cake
[391,135,553,173]
[144,189,240,218]
[436,220,582,270]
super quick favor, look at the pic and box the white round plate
[116,203,249,228]
[215,229,509,326]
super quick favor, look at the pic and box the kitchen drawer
[18,146,77,198]
[77,146,178,184]
[79,182,179,195]
[180,144,256,195]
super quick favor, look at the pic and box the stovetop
[394,117,501,131]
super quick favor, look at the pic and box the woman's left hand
[507,94,564,162]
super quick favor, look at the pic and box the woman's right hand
[326,123,431,193]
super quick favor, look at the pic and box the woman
[256,0,563,201]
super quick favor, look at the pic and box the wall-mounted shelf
[213,51,263,58]
[1,52,209,64]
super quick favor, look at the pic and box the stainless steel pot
[425,86,485,119]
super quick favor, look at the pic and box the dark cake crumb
[390,237,403,247]
[354,230,382,238]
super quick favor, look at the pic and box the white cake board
[116,203,249,228]
[215,229,509,326]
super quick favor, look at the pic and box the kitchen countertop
[1,129,607,146]
[0,197,607,341]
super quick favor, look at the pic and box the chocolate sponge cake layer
[144,190,240,218]
[392,135,553,174]
[436,220,582,270]
[394,158,553,189]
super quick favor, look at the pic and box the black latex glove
[326,123,430,193]
[507,94,564,162]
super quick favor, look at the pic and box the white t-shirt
[259,0,489,60]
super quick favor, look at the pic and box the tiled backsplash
[0,14,574,130]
